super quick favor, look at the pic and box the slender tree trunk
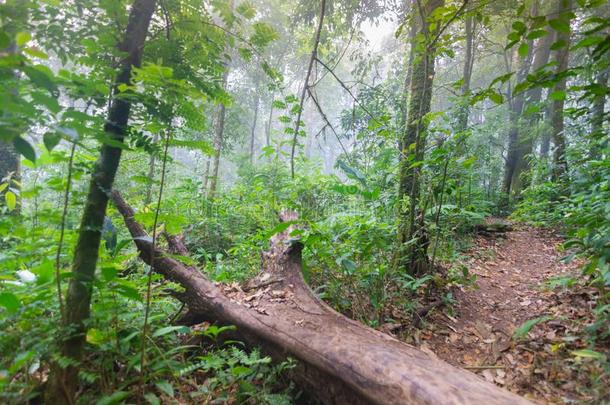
[144,132,159,205]
[208,70,229,198]
[290,0,326,178]
[540,98,552,158]
[457,14,474,132]
[265,95,274,148]
[397,0,444,276]
[249,94,260,165]
[0,142,20,214]
[590,67,608,159]
[45,1,156,402]
[550,0,572,181]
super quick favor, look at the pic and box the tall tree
[511,27,554,194]
[549,0,572,181]
[45,0,157,402]
[456,13,475,132]
[589,67,608,158]
[249,88,260,164]
[502,10,535,201]
[208,69,229,198]
[397,0,445,275]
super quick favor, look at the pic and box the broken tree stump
[111,190,532,405]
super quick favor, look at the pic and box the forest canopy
[0,0,608,403]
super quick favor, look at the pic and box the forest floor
[408,223,608,404]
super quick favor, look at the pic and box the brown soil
[411,224,609,404]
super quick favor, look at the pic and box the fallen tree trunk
[111,191,531,405]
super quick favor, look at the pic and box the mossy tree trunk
[397,0,444,276]
[45,0,157,402]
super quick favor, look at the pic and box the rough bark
[111,190,532,405]
[549,0,572,182]
[397,0,444,275]
[208,69,229,198]
[45,0,156,402]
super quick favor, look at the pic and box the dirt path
[415,225,596,403]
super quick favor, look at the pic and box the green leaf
[250,22,278,47]
[0,31,10,49]
[155,380,174,397]
[43,132,61,151]
[0,292,20,313]
[13,137,36,162]
[518,42,529,57]
[101,267,119,282]
[23,47,48,59]
[548,19,570,34]
[489,91,503,104]
[22,65,58,96]
[550,39,567,50]
[16,32,31,47]
[550,90,566,101]
[115,282,141,301]
[152,325,190,338]
[96,391,130,405]
[571,349,606,360]
[512,21,526,34]
[236,2,256,18]
[144,393,160,405]
[526,29,548,40]
[231,365,251,377]
[5,191,16,211]
[513,316,552,339]
[264,220,298,239]
[462,156,477,169]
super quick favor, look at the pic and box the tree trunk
[265,95,274,148]
[589,67,608,159]
[290,0,326,178]
[502,30,535,201]
[144,132,159,205]
[540,98,552,159]
[249,93,260,165]
[208,70,229,198]
[111,190,532,405]
[45,1,156,402]
[397,12,418,153]
[397,0,444,275]
[456,14,474,132]
[0,141,20,214]
[550,0,572,182]
[511,28,553,194]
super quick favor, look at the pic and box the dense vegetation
[0,0,608,403]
